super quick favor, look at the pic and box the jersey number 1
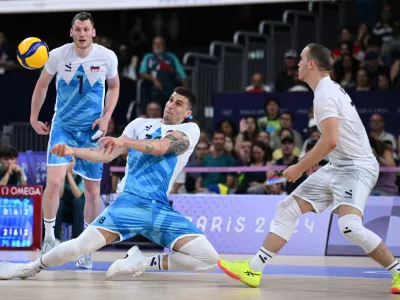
[77,75,83,94]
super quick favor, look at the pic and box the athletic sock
[249,246,276,272]
[387,260,400,277]
[43,217,56,240]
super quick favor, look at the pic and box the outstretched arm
[98,130,190,156]
[51,143,128,163]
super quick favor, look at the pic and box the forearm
[140,73,154,82]
[19,172,26,185]
[71,147,123,163]
[297,138,335,172]
[30,86,48,121]
[0,174,10,186]
[67,173,83,198]
[103,87,119,119]
[122,138,168,156]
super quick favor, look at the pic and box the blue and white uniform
[45,43,118,180]
[92,118,203,249]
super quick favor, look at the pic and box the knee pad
[338,214,382,253]
[270,195,302,241]
[178,236,219,273]
[72,226,107,256]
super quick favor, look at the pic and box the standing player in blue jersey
[29,12,120,268]
[0,87,219,280]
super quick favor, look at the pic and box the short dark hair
[281,111,294,123]
[306,43,334,72]
[71,12,95,27]
[213,130,225,139]
[174,87,196,109]
[0,145,18,159]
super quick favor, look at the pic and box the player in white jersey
[0,87,218,280]
[218,43,400,294]
[29,12,120,268]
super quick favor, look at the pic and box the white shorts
[292,163,378,214]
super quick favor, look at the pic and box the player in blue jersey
[29,12,120,268]
[0,87,219,280]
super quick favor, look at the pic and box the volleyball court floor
[0,250,397,300]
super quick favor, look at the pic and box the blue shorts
[91,193,204,249]
[47,122,103,180]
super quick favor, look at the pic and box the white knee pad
[338,214,382,253]
[69,226,107,257]
[270,195,302,241]
[175,236,219,273]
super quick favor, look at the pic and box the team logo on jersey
[65,63,72,72]
[90,66,100,72]
[145,125,153,131]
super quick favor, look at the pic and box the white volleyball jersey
[44,43,118,130]
[117,118,200,204]
[313,77,377,166]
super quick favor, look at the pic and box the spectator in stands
[139,36,188,106]
[369,136,398,196]
[117,44,138,81]
[352,68,371,91]
[275,49,298,92]
[199,130,210,145]
[236,142,271,194]
[287,69,310,92]
[373,4,395,45]
[196,131,236,194]
[391,53,400,89]
[273,135,306,194]
[382,23,400,65]
[364,51,390,89]
[272,128,301,161]
[54,157,85,242]
[224,136,238,161]
[245,73,272,93]
[235,117,259,156]
[237,139,252,166]
[256,131,270,148]
[270,111,302,151]
[184,141,209,193]
[378,73,391,90]
[300,119,320,157]
[257,97,280,133]
[0,145,26,186]
[144,102,163,118]
[335,53,357,90]
[369,113,397,151]
[0,32,12,67]
[332,27,361,60]
[217,119,238,140]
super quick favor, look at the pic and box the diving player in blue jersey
[0,87,219,280]
[29,12,120,268]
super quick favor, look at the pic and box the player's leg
[73,156,102,269]
[218,164,334,287]
[331,166,399,294]
[105,200,219,278]
[41,123,75,256]
[0,225,117,280]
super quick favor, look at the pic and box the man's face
[153,37,165,55]
[147,103,162,118]
[251,73,264,89]
[257,132,269,145]
[212,133,225,151]
[280,113,292,129]
[298,47,311,82]
[163,92,191,124]
[281,141,294,156]
[240,141,252,156]
[195,142,209,160]
[0,157,16,169]
[370,114,385,131]
[70,20,95,50]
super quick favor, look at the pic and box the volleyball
[16,37,49,70]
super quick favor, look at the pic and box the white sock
[387,260,400,277]
[145,254,164,270]
[84,220,90,230]
[249,246,276,272]
[43,217,56,239]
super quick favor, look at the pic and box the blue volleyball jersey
[116,118,200,205]
[45,43,118,130]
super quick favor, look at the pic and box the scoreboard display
[0,186,42,250]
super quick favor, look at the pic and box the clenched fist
[51,144,73,157]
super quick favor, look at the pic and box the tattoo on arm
[145,142,155,154]
[164,131,190,155]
